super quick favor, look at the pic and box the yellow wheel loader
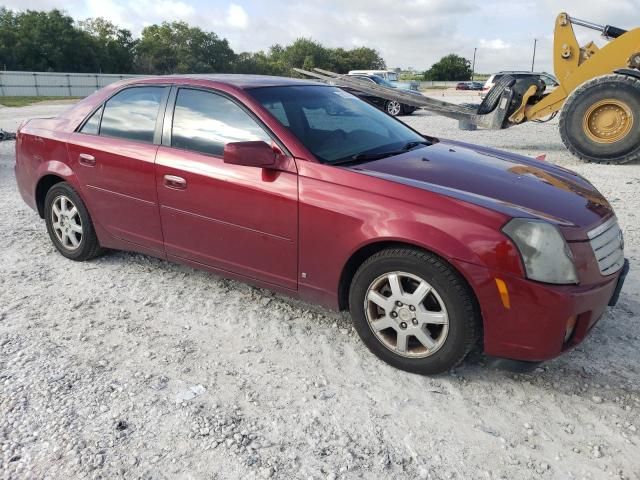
[296,12,640,164]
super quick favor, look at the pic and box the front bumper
[454,258,629,363]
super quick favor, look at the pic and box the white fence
[417,81,468,89]
[0,71,143,97]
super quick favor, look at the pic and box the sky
[3,0,639,73]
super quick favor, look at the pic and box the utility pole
[531,38,537,72]
[471,47,477,81]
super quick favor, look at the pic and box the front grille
[588,217,625,276]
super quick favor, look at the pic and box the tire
[385,100,402,116]
[477,75,515,115]
[348,248,481,375]
[559,74,640,164]
[44,182,104,261]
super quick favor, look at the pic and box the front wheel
[349,248,481,375]
[559,74,640,164]
[385,100,402,116]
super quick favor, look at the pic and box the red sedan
[14,75,628,374]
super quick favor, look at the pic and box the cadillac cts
[15,75,629,374]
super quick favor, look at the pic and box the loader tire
[477,75,515,115]
[559,74,640,164]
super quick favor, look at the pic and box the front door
[68,86,168,253]
[155,87,298,290]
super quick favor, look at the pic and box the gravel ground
[1,100,639,480]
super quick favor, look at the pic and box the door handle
[78,153,96,167]
[163,174,187,190]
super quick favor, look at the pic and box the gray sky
[4,0,639,73]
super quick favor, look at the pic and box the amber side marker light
[494,278,511,309]
[564,315,578,342]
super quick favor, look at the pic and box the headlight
[502,219,578,284]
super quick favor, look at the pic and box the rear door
[155,87,298,289]
[67,86,169,254]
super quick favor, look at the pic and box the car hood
[348,140,613,234]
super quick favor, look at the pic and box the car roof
[126,74,324,90]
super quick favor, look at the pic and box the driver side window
[171,88,272,156]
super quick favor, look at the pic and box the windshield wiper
[332,140,431,166]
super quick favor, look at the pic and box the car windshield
[249,85,428,165]
[386,72,399,81]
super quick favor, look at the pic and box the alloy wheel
[364,271,449,358]
[386,101,402,116]
[51,195,83,251]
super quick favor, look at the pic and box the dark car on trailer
[344,74,421,116]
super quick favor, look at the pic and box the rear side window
[100,87,165,143]
[171,88,271,156]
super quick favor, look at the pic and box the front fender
[297,166,525,308]
[346,217,522,276]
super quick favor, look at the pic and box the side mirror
[223,141,276,168]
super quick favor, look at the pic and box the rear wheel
[44,182,104,261]
[559,74,640,164]
[349,248,481,375]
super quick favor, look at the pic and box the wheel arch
[337,239,481,314]
[33,160,82,218]
[35,174,66,218]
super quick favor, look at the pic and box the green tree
[234,50,287,76]
[0,7,388,76]
[423,54,472,81]
[0,8,19,70]
[249,39,385,76]
[0,9,98,72]
[284,38,329,71]
[342,47,386,72]
[135,21,236,74]
[79,18,136,73]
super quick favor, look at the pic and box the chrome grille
[588,217,625,276]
